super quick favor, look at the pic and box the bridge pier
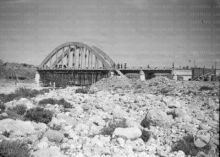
[140,70,145,81]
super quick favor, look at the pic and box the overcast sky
[0,0,219,68]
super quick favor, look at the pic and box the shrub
[14,88,50,98]
[172,134,210,156]
[160,87,171,95]
[38,98,72,108]
[58,98,72,108]
[0,93,17,103]
[0,88,50,103]
[199,86,214,91]
[0,110,25,120]
[141,130,151,142]
[38,98,57,105]
[75,87,89,94]
[2,131,10,138]
[0,101,6,113]
[0,140,30,157]
[15,88,37,98]
[101,118,128,136]
[140,115,151,128]
[25,107,53,124]
[9,104,27,115]
[166,111,178,119]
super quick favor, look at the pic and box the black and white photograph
[0,0,219,157]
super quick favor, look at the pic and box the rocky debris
[0,76,219,157]
[90,76,131,92]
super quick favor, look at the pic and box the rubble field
[0,76,219,157]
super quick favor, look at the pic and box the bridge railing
[38,66,173,71]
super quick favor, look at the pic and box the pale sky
[0,0,220,68]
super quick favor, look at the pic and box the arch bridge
[37,42,172,87]
[40,42,115,70]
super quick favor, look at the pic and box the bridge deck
[37,68,173,87]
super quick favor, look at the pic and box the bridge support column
[140,70,145,81]
[35,71,40,87]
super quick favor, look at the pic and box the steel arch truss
[40,42,115,70]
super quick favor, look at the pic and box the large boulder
[141,108,174,128]
[113,127,142,140]
[0,119,35,137]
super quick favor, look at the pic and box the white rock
[176,150,185,157]
[113,127,142,140]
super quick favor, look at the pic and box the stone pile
[0,76,219,157]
